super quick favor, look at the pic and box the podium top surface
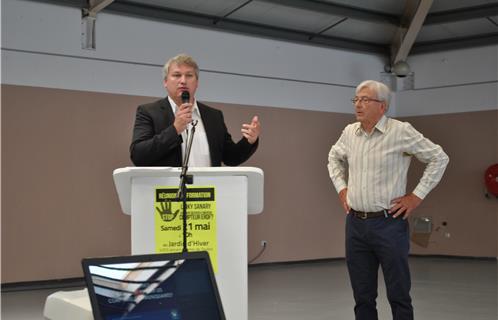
[113,167,264,215]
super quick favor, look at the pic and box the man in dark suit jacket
[130,54,260,167]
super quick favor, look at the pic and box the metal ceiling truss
[85,0,114,17]
[23,0,498,56]
[212,0,253,25]
[81,0,114,50]
[425,3,498,25]
[412,32,498,54]
[258,0,400,25]
[390,0,432,65]
[104,0,389,54]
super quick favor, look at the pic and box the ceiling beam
[411,32,498,54]
[102,0,387,54]
[425,3,498,25]
[391,0,433,64]
[257,0,399,25]
[80,0,113,50]
[213,0,253,25]
[24,0,86,7]
[487,17,498,27]
[27,0,114,16]
[390,0,418,64]
[308,17,348,40]
[23,0,498,56]
[87,0,114,16]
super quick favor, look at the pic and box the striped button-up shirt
[328,115,449,212]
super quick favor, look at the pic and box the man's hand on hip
[339,188,350,214]
[389,193,422,219]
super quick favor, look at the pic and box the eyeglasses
[351,97,382,105]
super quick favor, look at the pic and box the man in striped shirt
[328,80,449,320]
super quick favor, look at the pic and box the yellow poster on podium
[154,186,218,272]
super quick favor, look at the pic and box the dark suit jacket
[130,98,258,167]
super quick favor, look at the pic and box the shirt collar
[374,115,388,134]
[356,115,388,136]
[167,96,200,117]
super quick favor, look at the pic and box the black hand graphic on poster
[156,201,180,222]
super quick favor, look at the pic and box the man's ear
[381,102,387,113]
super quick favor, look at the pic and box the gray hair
[162,53,200,80]
[355,80,392,110]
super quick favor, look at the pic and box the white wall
[397,46,498,117]
[2,0,497,116]
[1,0,385,114]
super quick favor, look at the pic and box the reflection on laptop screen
[82,252,225,320]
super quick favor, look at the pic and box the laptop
[82,251,226,320]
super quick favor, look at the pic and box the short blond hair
[162,53,199,80]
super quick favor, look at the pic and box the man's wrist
[334,182,347,194]
[173,122,182,135]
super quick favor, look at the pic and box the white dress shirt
[328,115,449,212]
[168,96,211,167]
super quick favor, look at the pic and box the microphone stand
[176,120,198,253]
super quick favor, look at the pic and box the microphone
[178,89,193,254]
[181,90,197,127]
[181,91,190,104]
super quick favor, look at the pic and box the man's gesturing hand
[241,116,261,144]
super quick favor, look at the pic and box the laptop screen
[82,251,225,320]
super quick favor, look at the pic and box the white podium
[114,166,263,320]
[44,166,263,320]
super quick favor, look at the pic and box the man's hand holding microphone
[174,91,193,134]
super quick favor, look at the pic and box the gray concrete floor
[1,257,497,319]
[248,257,497,320]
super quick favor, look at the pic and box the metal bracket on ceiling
[81,0,114,50]
[388,0,433,78]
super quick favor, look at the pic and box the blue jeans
[346,213,414,320]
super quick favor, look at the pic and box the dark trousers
[346,213,414,320]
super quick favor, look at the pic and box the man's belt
[350,208,388,220]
